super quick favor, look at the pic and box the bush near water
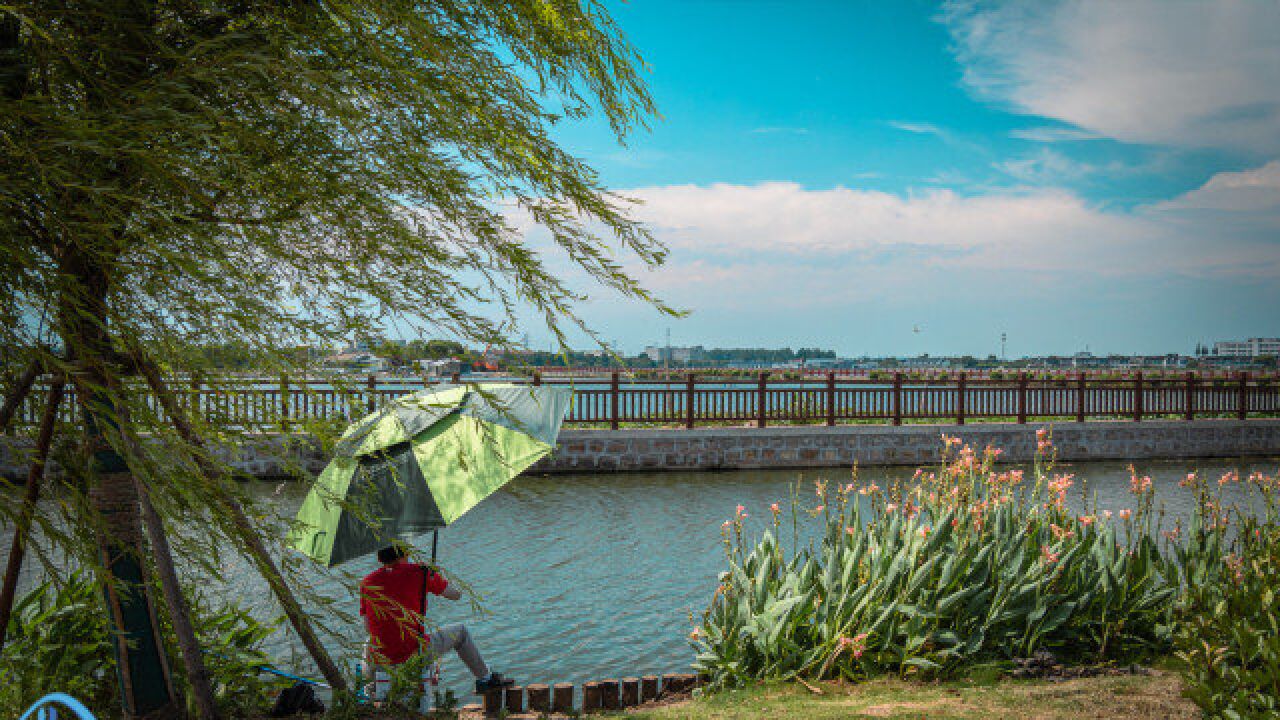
[0,571,288,718]
[692,430,1280,718]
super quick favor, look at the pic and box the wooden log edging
[478,671,705,716]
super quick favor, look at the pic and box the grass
[613,672,1197,720]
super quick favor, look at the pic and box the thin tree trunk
[60,256,178,719]
[131,350,347,691]
[0,378,63,652]
[0,359,40,432]
[133,472,219,720]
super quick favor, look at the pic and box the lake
[4,455,1279,696]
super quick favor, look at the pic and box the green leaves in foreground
[0,571,288,718]
[693,432,1261,691]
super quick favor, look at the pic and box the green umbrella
[287,383,572,567]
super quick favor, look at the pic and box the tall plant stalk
[130,350,346,691]
[0,378,63,652]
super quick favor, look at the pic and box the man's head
[377,544,408,566]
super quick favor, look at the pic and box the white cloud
[995,148,1095,184]
[1159,160,1280,213]
[888,121,946,136]
[1009,126,1100,143]
[941,0,1280,152]
[615,169,1280,282]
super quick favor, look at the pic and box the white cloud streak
[941,0,1280,152]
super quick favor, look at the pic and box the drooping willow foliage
[1,2,670,715]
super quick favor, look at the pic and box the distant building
[1214,338,1280,358]
[324,352,387,373]
[643,345,705,364]
[419,358,468,377]
[899,356,953,369]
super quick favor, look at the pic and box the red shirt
[359,561,448,665]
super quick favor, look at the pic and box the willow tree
[1,2,669,717]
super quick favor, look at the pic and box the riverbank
[5,419,1279,481]
[384,670,1194,719]
[617,672,1196,720]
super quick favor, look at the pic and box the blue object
[18,693,98,720]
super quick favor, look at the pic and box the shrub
[692,432,1178,688]
[0,571,287,717]
[1172,471,1280,718]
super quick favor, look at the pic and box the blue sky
[524,0,1280,358]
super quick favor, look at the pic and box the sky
[521,0,1280,358]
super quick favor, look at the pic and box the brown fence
[10,371,1279,431]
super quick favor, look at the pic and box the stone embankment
[3,420,1279,481]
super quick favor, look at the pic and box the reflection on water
[4,456,1280,696]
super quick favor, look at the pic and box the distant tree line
[701,347,836,363]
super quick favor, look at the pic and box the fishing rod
[205,650,330,689]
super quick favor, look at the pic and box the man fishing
[360,544,512,698]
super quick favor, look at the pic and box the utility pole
[665,327,671,372]
[1001,332,1007,362]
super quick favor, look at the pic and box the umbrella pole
[431,530,439,565]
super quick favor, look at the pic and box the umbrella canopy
[287,383,572,567]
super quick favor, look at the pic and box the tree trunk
[0,359,40,431]
[0,378,63,652]
[132,468,219,720]
[60,257,178,719]
[131,350,348,691]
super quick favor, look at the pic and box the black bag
[271,682,326,717]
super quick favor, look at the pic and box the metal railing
[10,371,1278,431]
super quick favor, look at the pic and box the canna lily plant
[693,430,1184,688]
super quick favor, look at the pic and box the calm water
[5,456,1280,696]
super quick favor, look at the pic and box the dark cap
[377,544,407,565]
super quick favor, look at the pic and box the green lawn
[611,673,1197,720]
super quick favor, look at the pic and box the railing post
[825,371,836,427]
[956,372,966,426]
[891,372,902,426]
[1238,371,1249,421]
[1076,373,1086,422]
[280,374,290,432]
[610,371,620,430]
[366,374,377,413]
[685,373,695,430]
[1016,372,1027,424]
[1133,371,1143,422]
[1185,371,1195,421]
[757,372,768,429]
[533,371,542,386]
[451,371,461,384]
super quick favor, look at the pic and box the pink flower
[736,504,745,515]
[1129,474,1152,495]
[770,502,780,514]
[885,503,899,513]
[1078,515,1096,527]
[845,526,856,536]
[1103,510,1113,519]
[917,525,931,538]
[1119,509,1132,520]
[1036,428,1049,440]
[721,520,731,529]
[1040,545,1060,564]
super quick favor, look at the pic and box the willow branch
[0,360,40,433]
[0,376,63,652]
[129,348,347,691]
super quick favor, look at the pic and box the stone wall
[3,420,1279,482]
[531,420,1280,473]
